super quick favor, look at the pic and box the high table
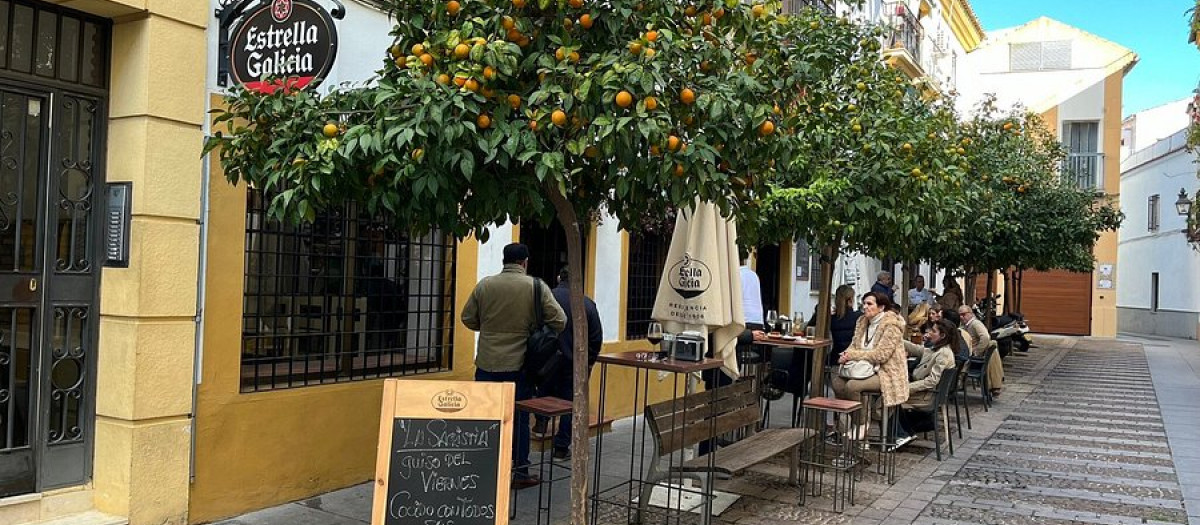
[590,351,725,525]
[751,337,833,429]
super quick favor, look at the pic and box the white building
[1117,115,1200,340]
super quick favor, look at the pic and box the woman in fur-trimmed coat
[833,292,911,409]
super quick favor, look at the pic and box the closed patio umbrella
[651,201,744,379]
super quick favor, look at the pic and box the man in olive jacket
[462,243,566,488]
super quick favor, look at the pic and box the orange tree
[934,97,1122,307]
[203,1,853,521]
[747,31,971,329]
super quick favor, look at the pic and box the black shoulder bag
[523,279,564,388]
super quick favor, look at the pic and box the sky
[969,0,1199,117]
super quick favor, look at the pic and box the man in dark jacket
[539,267,603,460]
[871,271,896,302]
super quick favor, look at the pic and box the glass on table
[765,310,778,333]
[646,322,666,359]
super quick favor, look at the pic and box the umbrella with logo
[651,201,744,379]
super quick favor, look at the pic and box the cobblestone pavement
[921,339,1190,525]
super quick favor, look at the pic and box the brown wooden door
[1018,270,1092,335]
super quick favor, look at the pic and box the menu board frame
[372,379,514,525]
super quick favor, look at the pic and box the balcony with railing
[1062,152,1105,191]
[882,3,924,78]
[782,0,835,16]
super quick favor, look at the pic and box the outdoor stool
[799,397,862,513]
[511,396,573,525]
[859,391,898,485]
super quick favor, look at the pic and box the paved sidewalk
[212,336,1197,525]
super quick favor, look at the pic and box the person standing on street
[462,243,566,489]
[538,267,603,460]
[872,271,896,303]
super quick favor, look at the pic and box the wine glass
[646,322,665,358]
[765,310,778,333]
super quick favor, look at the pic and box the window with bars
[0,0,108,88]
[624,230,670,339]
[1148,194,1160,232]
[810,251,823,292]
[240,190,456,392]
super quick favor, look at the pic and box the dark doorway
[0,0,109,498]
[519,219,588,288]
[756,245,781,315]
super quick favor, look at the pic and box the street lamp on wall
[1178,188,1199,244]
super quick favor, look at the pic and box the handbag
[523,279,564,388]
[838,360,877,380]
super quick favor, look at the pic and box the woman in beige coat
[833,292,910,438]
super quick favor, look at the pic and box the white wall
[1117,141,1200,314]
[594,215,623,342]
[1123,98,1191,156]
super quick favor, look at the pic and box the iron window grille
[240,190,456,392]
[624,230,669,340]
[1148,194,1160,232]
[0,0,109,90]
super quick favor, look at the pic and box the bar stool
[798,397,862,513]
[859,392,897,484]
[511,396,573,525]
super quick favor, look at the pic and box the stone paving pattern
[215,336,1197,525]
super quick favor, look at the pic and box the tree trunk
[814,238,840,340]
[963,270,977,306]
[899,263,911,315]
[544,183,591,525]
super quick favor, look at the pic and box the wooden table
[590,351,725,525]
[752,337,833,401]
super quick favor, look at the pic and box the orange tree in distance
[203,1,856,522]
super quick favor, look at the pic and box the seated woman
[893,319,959,448]
[808,284,863,367]
[832,292,909,440]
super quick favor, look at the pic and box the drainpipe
[191,103,213,482]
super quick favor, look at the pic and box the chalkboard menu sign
[374,380,514,525]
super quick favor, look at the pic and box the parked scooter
[973,294,1032,358]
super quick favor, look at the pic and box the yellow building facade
[0,1,206,525]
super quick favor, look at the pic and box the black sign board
[385,419,501,524]
[216,0,342,93]
[374,380,514,525]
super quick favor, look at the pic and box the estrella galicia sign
[228,0,338,94]
[669,253,712,299]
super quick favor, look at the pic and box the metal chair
[949,358,970,437]
[905,362,961,460]
[965,342,997,410]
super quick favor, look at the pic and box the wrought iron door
[0,83,102,497]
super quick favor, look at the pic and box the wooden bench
[636,379,814,522]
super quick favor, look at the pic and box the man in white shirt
[740,252,765,333]
[908,275,935,306]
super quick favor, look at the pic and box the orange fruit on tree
[529,120,538,130]
[506,27,522,41]
[615,90,633,108]
[555,47,566,61]
[508,94,521,109]
[680,88,696,105]
[453,75,467,87]
[518,36,531,47]
[629,42,643,55]
[713,7,724,18]
[751,4,764,17]
[394,56,407,68]
[455,43,471,58]
[1003,122,1013,131]
[644,96,658,110]
[436,73,451,84]
[759,120,775,136]
[447,0,461,15]
[650,145,661,156]
[411,43,426,55]
[502,16,515,29]
[674,164,685,177]
[685,6,697,16]
[569,0,583,7]
[512,0,525,7]
[701,12,712,25]
[322,123,339,138]
[464,78,480,92]
[585,146,599,158]
[389,45,403,58]
[476,114,491,129]
[420,53,434,66]
[483,66,496,80]
[411,148,424,161]
[645,30,658,42]
[745,53,757,65]
[667,135,681,151]
[481,87,495,98]
[579,14,593,28]
[569,51,580,62]
[644,48,656,58]
[563,17,573,28]
[551,109,568,127]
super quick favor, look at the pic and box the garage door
[1019,270,1092,335]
